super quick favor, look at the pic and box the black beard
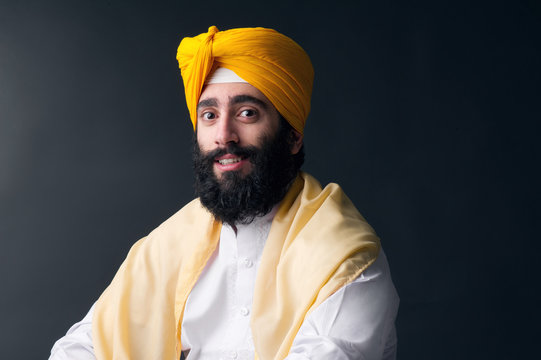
[192,124,299,226]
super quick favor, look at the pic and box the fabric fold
[176,26,314,133]
[92,172,380,360]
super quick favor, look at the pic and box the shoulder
[297,172,379,247]
[149,198,213,236]
[154,198,210,232]
[126,198,216,259]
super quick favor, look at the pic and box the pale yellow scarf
[92,172,380,360]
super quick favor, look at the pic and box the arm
[49,304,96,360]
[49,304,190,360]
[286,251,399,360]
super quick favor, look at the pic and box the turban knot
[177,26,314,134]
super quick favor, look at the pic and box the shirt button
[229,351,238,359]
[240,307,250,316]
[243,258,253,268]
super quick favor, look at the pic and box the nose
[215,114,239,146]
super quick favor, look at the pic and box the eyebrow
[196,94,269,112]
[197,98,218,111]
[229,95,268,109]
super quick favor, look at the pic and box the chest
[181,218,272,360]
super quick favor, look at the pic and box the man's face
[192,82,304,225]
[196,82,281,179]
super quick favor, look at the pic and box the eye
[239,109,256,117]
[201,111,216,120]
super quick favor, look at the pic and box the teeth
[218,158,241,165]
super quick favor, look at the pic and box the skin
[196,82,303,179]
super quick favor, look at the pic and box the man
[50,26,399,360]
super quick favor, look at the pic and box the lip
[214,154,249,173]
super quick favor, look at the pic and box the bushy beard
[192,123,299,226]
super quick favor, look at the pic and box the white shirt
[50,209,399,360]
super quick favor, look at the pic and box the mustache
[201,143,260,162]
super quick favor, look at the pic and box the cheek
[247,124,275,144]
[196,129,212,150]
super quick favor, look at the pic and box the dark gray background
[1,0,540,358]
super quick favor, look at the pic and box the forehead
[198,82,274,108]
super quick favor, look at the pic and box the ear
[290,130,303,155]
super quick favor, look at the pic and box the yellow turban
[176,26,314,134]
